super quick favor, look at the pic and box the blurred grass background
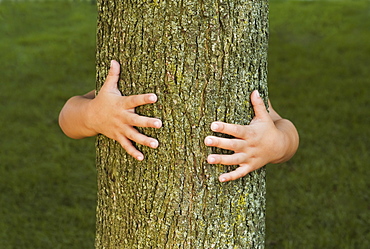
[0,0,368,248]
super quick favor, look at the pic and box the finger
[251,90,269,120]
[124,113,162,129]
[123,93,158,109]
[116,136,145,161]
[101,60,121,92]
[210,122,247,139]
[204,136,245,152]
[219,165,254,182]
[207,153,246,166]
[124,126,159,149]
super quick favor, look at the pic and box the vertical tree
[95,0,269,248]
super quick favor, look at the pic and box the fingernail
[220,177,227,182]
[255,90,260,98]
[211,123,219,131]
[208,156,216,164]
[110,60,114,68]
[137,155,144,161]
[205,137,213,145]
[150,140,159,148]
[154,120,162,128]
[149,94,157,102]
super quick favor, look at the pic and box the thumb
[101,60,121,92]
[251,90,269,119]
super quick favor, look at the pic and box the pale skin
[59,60,299,182]
[204,90,299,182]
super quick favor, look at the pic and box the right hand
[87,60,162,161]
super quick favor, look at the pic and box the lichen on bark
[95,0,269,248]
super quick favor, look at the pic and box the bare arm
[58,60,162,160]
[58,90,96,139]
[267,99,299,164]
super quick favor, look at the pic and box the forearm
[58,91,97,139]
[271,118,299,164]
[268,100,299,164]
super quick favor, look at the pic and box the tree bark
[95,0,269,248]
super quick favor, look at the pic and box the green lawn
[0,1,369,248]
[0,2,98,248]
[267,1,369,248]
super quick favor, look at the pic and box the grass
[0,0,369,248]
[266,1,370,248]
[0,2,97,248]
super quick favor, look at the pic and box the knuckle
[233,125,241,134]
[212,138,219,146]
[212,156,221,164]
[232,125,244,137]
[127,132,140,143]
[234,172,244,179]
[229,140,238,150]
[130,96,141,106]
[233,154,243,165]
[117,138,130,150]
[147,118,155,128]
[234,169,247,179]
[128,115,139,126]
[246,128,257,138]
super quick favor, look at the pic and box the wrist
[269,129,289,164]
[84,98,100,137]
[270,119,299,164]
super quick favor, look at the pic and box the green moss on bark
[95,0,268,248]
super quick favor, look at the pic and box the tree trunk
[95,0,269,248]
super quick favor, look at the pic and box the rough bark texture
[95,1,269,248]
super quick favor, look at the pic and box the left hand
[204,90,285,182]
